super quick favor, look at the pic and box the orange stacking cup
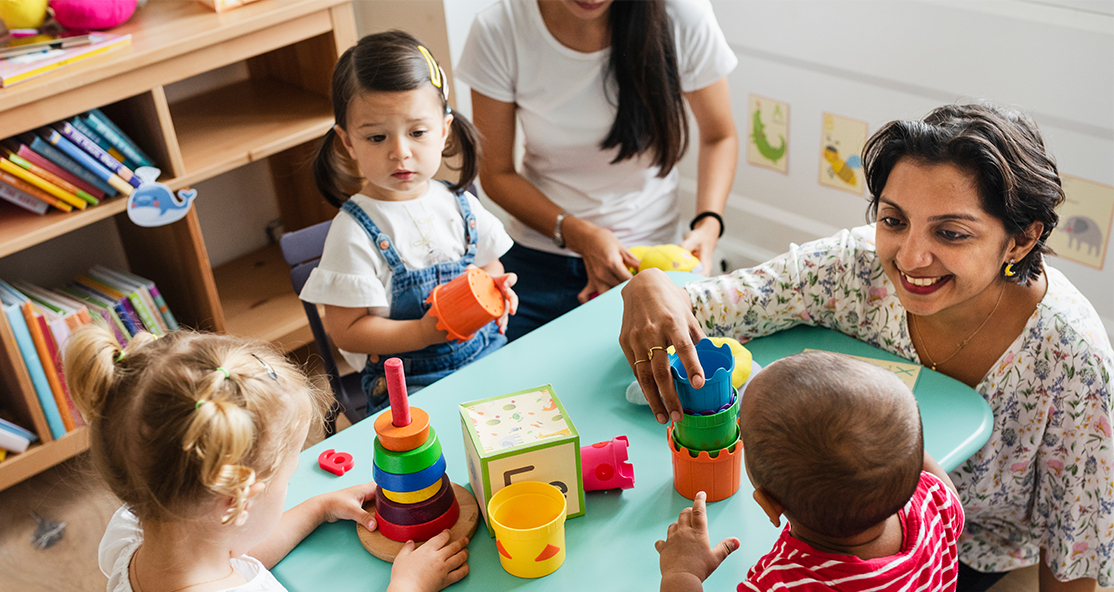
[667,425,742,502]
[426,265,505,343]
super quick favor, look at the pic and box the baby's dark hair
[739,351,923,539]
[863,102,1064,286]
[314,30,480,207]
[64,326,329,526]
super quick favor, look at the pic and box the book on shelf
[0,168,74,213]
[0,157,87,209]
[0,32,132,88]
[28,135,117,197]
[57,286,131,346]
[109,269,179,332]
[14,143,106,200]
[90,266,168,335]
[2,145,97,205]
[0,416,38,443]
[74,274,146,334]
[65,282,140,339]
[69,117,127,165]
[0,427,29,454]
[53,122,140,188]
[0,178,50,214]
[0,283,66,440]
[83,108,154,170]
[41,129,133,196]
[16,298,75,433]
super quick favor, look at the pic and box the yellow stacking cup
[487,481,567,578]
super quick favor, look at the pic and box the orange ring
[374,407,430,452]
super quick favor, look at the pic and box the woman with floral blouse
[620,103,1112,591]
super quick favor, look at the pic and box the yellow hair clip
[417,45,442,89]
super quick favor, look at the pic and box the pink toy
[51,0,137,30]
[384,358,411,427]
[580,436,634,491]
[318,449,354,476]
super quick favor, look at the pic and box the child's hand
[655,492,738,592]
[491,272,518,334]
[316,481,378,532]
[387,529,469,592]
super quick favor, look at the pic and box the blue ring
[373,454,446,492]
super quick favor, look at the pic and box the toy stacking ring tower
[667,339,744,502]
[359,358,480,561]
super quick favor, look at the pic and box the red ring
[375,496,460,542]
[375,474,455,525]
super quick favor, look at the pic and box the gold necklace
[911,282,1006,371]
[130,546,236,592]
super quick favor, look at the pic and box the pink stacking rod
[384,357,411,427]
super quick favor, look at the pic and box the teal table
[274,272,992,591]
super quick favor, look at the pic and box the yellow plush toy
[0,0,49,29]
[628,244,700,274]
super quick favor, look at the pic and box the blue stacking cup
[670,338,735,413]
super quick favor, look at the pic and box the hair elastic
[195,399,209,410]
[251,353,278,380]
[216,367,230,379]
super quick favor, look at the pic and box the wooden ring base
[358,483,480,562]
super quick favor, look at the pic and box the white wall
[444,0,1114,340]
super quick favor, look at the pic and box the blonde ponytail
[64,325,157,422]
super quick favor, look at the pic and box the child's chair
[280,221,372,431]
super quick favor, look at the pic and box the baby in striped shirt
[656,351,964,592]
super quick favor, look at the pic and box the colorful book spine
[0,158,86,209]
[42,129,132,196]
[1,302,65,439]
[0,170,73,212]
[69,117,127,164]
[0,180,49,214]
[0,32,132,87]
[21,302,75,432]
[84,109,153,169]
[73,276,143,333]
[55,122,140,188]
[58,287,130,345]
[18,144,105,198]
[0,428,29,453]
[7,153,97,204]
[144,285,178,331]
[29,136,116,196]
[0,417,38,443]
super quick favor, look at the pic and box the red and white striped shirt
[739,472,964,592]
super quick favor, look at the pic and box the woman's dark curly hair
[862,103,1064,285]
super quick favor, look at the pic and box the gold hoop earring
[1003,259,1017,277]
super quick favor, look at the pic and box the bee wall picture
[747,94,789,174]
[817,112,868,196]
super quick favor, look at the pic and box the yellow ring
[647,346,666,361]
[381,475,444,504]
[634,358,649,365]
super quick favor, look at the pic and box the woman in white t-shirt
[458,0,738,340]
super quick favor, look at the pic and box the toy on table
[50,0,137,30]
[317,449,354,476]
[0,0,48,29]
[627,244,700,274]
[667,338,746,502]
[580,435,634,491]
[459,385,584,537]
[487,481,568,578]
[358,358,479,562]
[425,265,504,343]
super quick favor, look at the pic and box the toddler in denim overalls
[299,31,517,413]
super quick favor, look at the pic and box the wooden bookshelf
[0,0,357,490]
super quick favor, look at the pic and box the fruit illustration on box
[628,244,700,274]
[358,358,479,561]
[459,385,584,536]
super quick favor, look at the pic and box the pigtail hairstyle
[313,30,479,207]
[602,0,688,176]
[863,102,1064,286]
[65,325,328,526]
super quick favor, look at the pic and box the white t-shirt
[299,182,513,369]
[457,0,737,255]
[99,506,288,592]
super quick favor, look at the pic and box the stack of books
[0,108,153,216]
[0,268,178,448]
[0,32,131,88]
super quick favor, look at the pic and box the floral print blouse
[686,226,1113,583]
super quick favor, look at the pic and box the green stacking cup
[674,390,739,452]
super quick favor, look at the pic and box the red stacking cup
[425,265,505,343]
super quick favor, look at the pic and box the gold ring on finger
[647,346,665,361]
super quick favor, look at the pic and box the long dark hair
[314,31,481,207]
[601,1,688,176]
[862,103,1064,286]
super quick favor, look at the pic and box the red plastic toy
[580,435,635,491]
[318,448,354,476]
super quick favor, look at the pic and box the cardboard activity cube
[460,385,584,535]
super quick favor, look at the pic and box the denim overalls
[340,187,506,408]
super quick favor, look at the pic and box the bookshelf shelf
[213,243,314,352]
[0,0,357,490]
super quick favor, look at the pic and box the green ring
[373,427,442,474]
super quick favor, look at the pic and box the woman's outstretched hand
[619,269,708,424]
[564,216,640,303]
